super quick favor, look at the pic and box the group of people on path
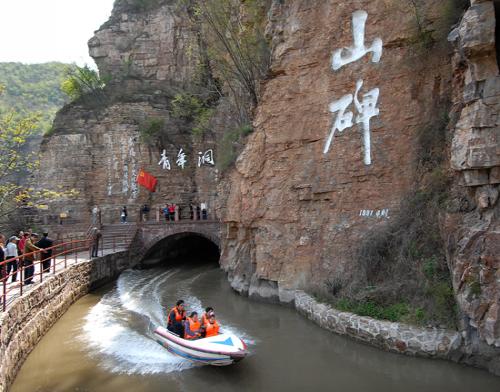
[163,203,178,222]
[0,230,54,284]
[190,203,208,221]
[162,203,209,221]
[141,203,211,222]
[117,203,210,224]
[167,300,220,340]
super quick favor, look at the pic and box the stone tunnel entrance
[140,232,220,267]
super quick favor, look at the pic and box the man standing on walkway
[0,234,5,280]
[121,206,128,223]
[201,202,208,220]
[36,231,53,273]
[18,232,29,255]
[90,227,102,258]
[23,233,43,284]
[5,236,19,282]
[168,204,176,221]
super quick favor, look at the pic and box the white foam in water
[82,298,191,374]
[80,267,255,374]
[117,269,178,324]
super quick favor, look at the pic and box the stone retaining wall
[0,251,133,392]
[295,291,500,375]
[295,291,462,359]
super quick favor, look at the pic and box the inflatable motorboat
[154,326,248,366]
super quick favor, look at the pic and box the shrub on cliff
[171,92,215,137]
[178,0,271,124]
[217,123,253,171]
[194,0,270,108]
[172,0,270,170]
[61,65,109,103]
[139,118,166,144]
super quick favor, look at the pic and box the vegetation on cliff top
[114,0,165,13]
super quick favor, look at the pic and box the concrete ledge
[295,291,463,358]
[0,251,132,392]
[294,291,500,375]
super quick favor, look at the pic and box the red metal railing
[0,238,91,312]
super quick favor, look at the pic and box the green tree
[0,88,78,232]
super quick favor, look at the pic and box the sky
[0,0,115,66]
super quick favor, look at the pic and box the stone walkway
[1,245,128,311]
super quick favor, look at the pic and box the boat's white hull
[154,326,248,366]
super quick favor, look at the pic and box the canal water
[11,263,500,392]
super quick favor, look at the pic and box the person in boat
[167,300,186,337]
[184,311,202,340]
[201,307,214,325]
[204,313,220,338]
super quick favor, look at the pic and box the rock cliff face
[219,0,454,299]
[38,0,219,226]
[217,0,500,370]
[38,0,500,372]
[445,0,500,366]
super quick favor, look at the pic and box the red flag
[137,169,158,192]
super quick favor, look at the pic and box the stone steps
[99,223,137,250]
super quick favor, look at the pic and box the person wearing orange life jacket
[201,307,214,325]
[204,313,220,338]
[184,312,202,340]
[167,299,186,337]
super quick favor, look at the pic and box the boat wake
[80,267,253,375]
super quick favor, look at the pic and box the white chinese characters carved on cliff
[324,10,383,166]
[332,10,382,71]
[176,148,187,169]
[157,148,216,170]
[354,80,380,165]
[158,149,171,170]
[198,149,215,167]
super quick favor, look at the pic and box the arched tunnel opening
[141,232,220,267]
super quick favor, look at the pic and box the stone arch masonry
[132,221,221,263]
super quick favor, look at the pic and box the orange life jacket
[204,319,220,337]
[168,306,185,325]
[201,312,209,325]
[184,317,201,339]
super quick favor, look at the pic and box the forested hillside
[0,62,72,133]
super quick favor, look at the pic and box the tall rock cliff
[219,0,455,300]
[217,0,500,371]
[446,0,500,367]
